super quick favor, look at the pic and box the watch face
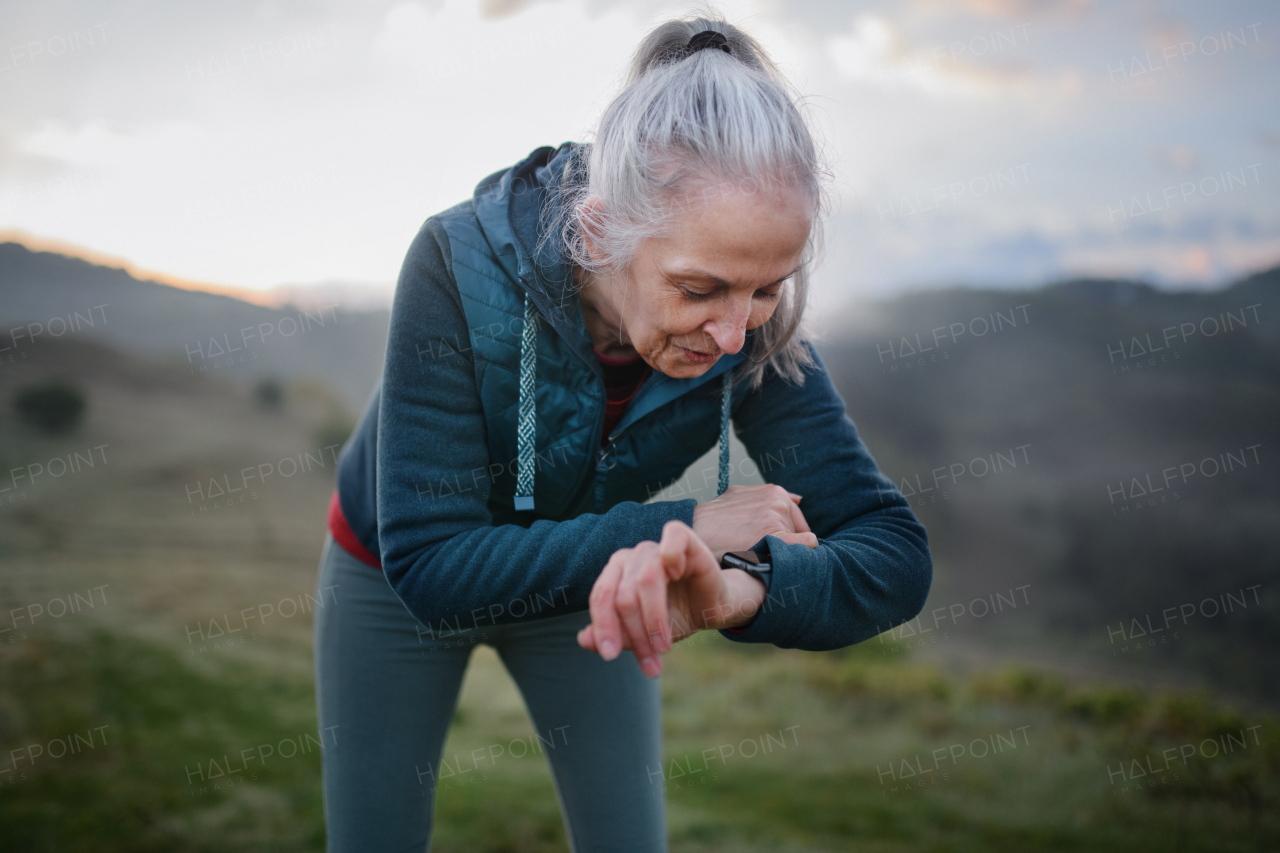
[720,551,772,576]
[720,551,757,570]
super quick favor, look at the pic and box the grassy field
[1,623,1277,851]
[0,338,1276,850]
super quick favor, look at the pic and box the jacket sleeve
[718,345,933,650]
[376,217,695,633]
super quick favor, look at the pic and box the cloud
[371,2,442,60]
[1142,143,1198,171]
[825,13,1050,100]
[1140,19,1197,52]
[16,121,130,166]
[479,0,538,20]
[0,0,1274,299]
[914,0,1096,22]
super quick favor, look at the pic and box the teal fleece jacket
[333,143,931,651]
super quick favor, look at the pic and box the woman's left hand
[577,520,770,677]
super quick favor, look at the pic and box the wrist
[708,568,767,629]
[689,503,724,562]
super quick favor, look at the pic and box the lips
[679,346,718,364]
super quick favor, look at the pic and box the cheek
[653,301,712,340]
[747,300,779,329]
[653,300,773,343]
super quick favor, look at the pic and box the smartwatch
[719,549,773,594]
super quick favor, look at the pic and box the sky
[0,0,1277,314]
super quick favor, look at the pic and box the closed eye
[686,284,783,300]
[679,287,715,302]
[671,264,801,294]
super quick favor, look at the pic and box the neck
[574,265,639,360]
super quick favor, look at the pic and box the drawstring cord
[717,372,732,497]
[513,290,733,511]
[513,293,537,511]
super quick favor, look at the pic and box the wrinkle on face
[578,176,812,377]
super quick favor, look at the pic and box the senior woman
[314,14,931,853]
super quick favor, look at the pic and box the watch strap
[719,549,773,594]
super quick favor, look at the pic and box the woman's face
[582,178,812,378]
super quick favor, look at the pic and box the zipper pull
[599,432,624,465]
[597,437,618,471]
[594,443,610,512]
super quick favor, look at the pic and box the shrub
[13,380,86,433]
[253,377,284,409]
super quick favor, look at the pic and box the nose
[701,303,750,355]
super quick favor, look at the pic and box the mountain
[3,239,1277,699]
[0,242,390,411]
[822,266,1280,699]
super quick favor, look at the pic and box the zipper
[594,434,619,513]
[591,367,652,513]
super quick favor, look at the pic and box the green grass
[1,630,1276,852]
[0,631,324,852]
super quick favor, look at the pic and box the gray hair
[547,13,828,389]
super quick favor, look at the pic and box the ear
[578,196,609,265]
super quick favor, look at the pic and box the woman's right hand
[691,484,818,560]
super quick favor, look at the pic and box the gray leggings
[313,533,667,852]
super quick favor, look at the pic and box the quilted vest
[436,143,745,525]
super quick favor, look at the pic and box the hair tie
[686,29,730,57]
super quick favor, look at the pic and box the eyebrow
[671,265,801,290]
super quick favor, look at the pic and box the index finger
[661,519,717,571]
[588,556,626,661]
[787,495,812,534]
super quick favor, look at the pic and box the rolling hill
[0,242,390,411]
[3,241,1277,699]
